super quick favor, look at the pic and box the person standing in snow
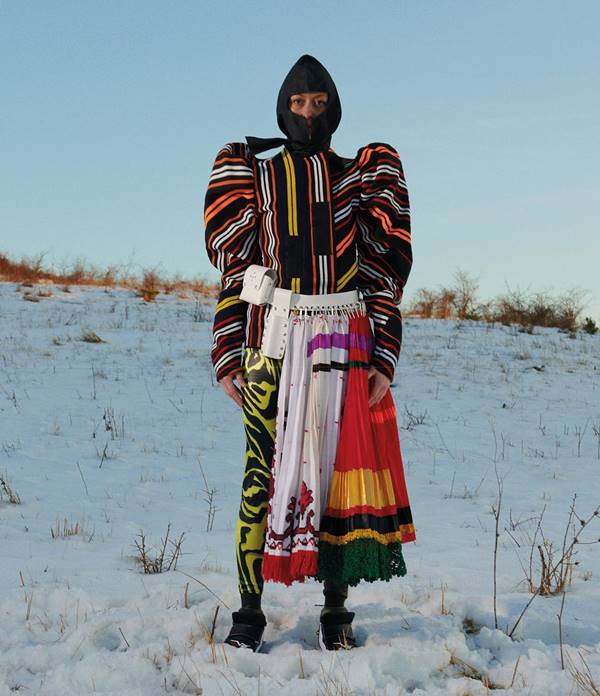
[205,54,415,652]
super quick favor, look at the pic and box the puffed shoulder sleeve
[356,143,413,380]
[204,142,260,381]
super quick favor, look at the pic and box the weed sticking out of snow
[0,472,21,504]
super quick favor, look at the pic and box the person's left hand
[367,366,391,408]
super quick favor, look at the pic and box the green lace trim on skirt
[317,539,407,587]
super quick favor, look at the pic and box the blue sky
[2,1,599,317]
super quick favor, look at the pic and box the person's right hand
[218,370,247,408]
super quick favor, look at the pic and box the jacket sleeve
[204,142,260,381]
[356,143,413,381]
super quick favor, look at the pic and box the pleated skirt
[261,306,416,587]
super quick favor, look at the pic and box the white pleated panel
[265,312,350,560]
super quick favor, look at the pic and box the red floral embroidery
[298,481,313,516]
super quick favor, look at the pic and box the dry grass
[0,474,21,504]
[0,251,218,299]
[567,650,600,695]
[50,516,93,540]
[448,653,504,690]
[80,330,106,344]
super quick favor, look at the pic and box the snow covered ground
[1,281,599,696]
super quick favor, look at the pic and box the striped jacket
[204,142,412,382]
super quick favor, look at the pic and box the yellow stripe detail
[282,150,298,236]
[336,261,358,291]
[320,527,414,546]
[291,277,300,293]
[282,150,293,233]
[326,468,397,510]
[216,294,242,312]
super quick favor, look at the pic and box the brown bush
[407,270,592,332]
[492,287,586,333]
[410,288,437,318]
[407,269,478,320]
[136,269,161,302]
[0,251,218,297]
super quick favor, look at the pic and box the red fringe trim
[262,550,319,586]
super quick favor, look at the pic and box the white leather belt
[239,265,363,359]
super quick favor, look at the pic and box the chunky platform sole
[224,611,266,653]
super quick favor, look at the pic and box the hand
[367,366,391,408]
[218,369,247,408]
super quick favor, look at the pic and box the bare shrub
[100,266,119,287]
[438,288,457,319]
[60,257,90,284]
[407,269,479,320]
[403,404,428,430]
[190,278,218,296]
[508,496,600,638]
[410,288,437,318]
[408,276,593,333]
[452,269,480,320]
[555,289,587,332]
[0,252,46,282]
[136,269,161,302]
[519,498,596,597]
[134,523,184,574]
[162,273,186,295]
[492,286,587,332]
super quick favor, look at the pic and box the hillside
[1,282,599,696]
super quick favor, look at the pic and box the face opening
[288,91,329,128]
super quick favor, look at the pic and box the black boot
[319,582,356,650]
[224,593,266,652]
[318,610,356,650]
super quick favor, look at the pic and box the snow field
[1,282,599,695]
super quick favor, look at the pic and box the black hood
[276,54,341,151]
[246,54,341,156]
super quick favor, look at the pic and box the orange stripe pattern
[205,142,412,381]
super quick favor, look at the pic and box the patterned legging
[236,348,282,595]
[236,347,350,601]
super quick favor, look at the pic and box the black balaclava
[246,54,341,156]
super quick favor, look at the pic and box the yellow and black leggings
[237,348,281,597]
[236,348,348,606]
